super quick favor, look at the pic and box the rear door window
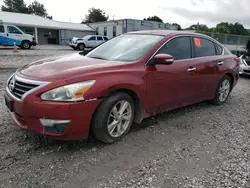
[97,36,103,41]
[0,25,4,33]
[156,36,192,61]
[193,37,216,58]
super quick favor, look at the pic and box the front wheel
[212,75,232,105]
[77,43,85,50]
[91,92,135,143]
[21,41,31,49]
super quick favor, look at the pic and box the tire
[91,92,135,144]
[21,41,31,49]
[212,75,232,105]
[77,43,85,51]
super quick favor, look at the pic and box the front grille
[9,79,39,99]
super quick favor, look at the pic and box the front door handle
[187,67,197,72]
[217,61,224,66]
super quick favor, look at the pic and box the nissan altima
[4,30,240,143]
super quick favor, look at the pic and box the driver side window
[7,26,22,34]
[88,36,96,41]
[156,36,192,61]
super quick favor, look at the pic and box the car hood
[72,37,80,42]
[18,53,125,81]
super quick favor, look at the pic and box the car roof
[127,30,209,38]
[127,30,222,45]
[85,35,108,37]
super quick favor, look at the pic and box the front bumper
[69,43,77,48]
[239,65,250,75]
[31,41,37,46]
[4,91,101,140]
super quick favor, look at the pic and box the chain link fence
[197,31,250,53]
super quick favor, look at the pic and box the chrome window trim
[146,34,225,65]
[6,74,50,102]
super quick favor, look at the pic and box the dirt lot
[1,46,250,188]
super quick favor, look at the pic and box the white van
[0,22,36,49]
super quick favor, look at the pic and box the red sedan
[4,30,240,143]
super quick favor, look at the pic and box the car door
[7,25,23,46]
[146,36,207,114]
[191,36,220,98]
[87,36,97,48]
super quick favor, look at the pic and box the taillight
[234,57,240,63]
[234,57,240,66]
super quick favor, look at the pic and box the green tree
[214,22,249,35]
[1,0,52,19]
[83,8,109,23]
[143,16,163,23]
[172,23,182,30]
[28,0,52,19]
[185,24,210,32]
[215,22,232,34]
[1,0,29,13]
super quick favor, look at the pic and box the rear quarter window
[215,43,223,55]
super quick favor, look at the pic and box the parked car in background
[69,35,109,50]
[239,52,250,76]
[4,30,240,144]
[239,40,250,76]
[0,22,36,49]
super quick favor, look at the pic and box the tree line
[1,0,250,36]
[1,0,52,19]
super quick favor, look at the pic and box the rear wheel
[212,75,232,105]
[77,43,85,50]
[91,92,135,143]
[21,41,31,49]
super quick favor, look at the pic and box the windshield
[86,34,164,61]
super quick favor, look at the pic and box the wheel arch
[224,72,234,92]
[104,88,142,124]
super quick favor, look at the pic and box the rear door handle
[187,67,197,72]
[217,61,224,66]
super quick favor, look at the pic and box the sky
[0,0,250,28]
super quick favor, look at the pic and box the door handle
[217,61,224,66]
[187,67,197,72]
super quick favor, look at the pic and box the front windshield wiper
[90,56,108,60]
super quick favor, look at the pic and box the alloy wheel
[107,100,132,138]
[218,79,230,102]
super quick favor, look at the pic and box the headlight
[41,80,95,102]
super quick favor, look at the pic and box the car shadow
[239,74,250,79]
[19,101,214,153]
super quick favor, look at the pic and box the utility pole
[196,22,200,32]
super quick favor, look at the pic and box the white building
[0,11,95,45]
[89,19,178,39]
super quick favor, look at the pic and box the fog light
[40,119,70,134]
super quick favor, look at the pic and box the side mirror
[153,54,174,65]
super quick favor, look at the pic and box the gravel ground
[1,46,250,188]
